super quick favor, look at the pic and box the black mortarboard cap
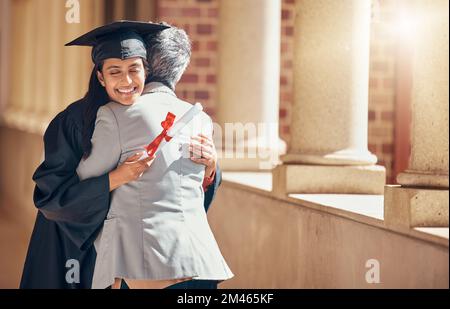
[65,20,169,65]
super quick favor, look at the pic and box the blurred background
[0,0,448,288]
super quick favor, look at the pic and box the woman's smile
[116,86,138,96]
[98,57,147,105]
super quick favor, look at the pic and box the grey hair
[145,25,191,90]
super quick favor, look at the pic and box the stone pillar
[217,0,285,171]
[273,0,385,195]
[0,0,10,113]
[2,0,103,134]
[385,0,449,228]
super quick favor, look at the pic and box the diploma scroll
[145,103,203,158]
[167,102,203,138]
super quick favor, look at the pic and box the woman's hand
[189,134,217,178]
[108,152,155,191]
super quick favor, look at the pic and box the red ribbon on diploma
[145,112,176,157]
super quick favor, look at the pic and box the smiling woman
[18,21,173,289]
[63,22,166,158]
[97,57,149,106]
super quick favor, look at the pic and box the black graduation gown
[19,99,222,289]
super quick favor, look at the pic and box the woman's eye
[110,71,120,75]
[130,69,140,73]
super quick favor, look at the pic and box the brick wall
[155,0,219,118]
[154,0,400,183]
[277,0,399,183]
[279,0,295,145]
[368,0,398,184]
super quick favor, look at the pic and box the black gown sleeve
[32,111,110,250]
[203,163,222,213]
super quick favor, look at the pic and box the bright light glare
[393,9,420,39]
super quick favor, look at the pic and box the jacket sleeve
[200,112,222,213]
[76,106,121,181]
[33,110,111,250]
[203,163,222,213]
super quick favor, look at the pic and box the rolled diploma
[168,102,203,138]
[151,102,203,157]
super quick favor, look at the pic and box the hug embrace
[20,21,233,289]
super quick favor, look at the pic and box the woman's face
[97,57,146,106]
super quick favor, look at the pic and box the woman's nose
[121,74,132,84]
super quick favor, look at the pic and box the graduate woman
[20,21,222,289]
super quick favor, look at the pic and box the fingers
[191,141,214,153]
[190,150,212,160]
[141,155,156,167]
[189,144,213,157]
[127,155,155,179]
[190,156,210,166]
[194,133,212,141]
[191,135,214,148]
[125,151,144,163]
[190,137,213,149]
[190,143,213,165]
[191,152,213,161]
[190,135,214,154]
[133,155,155,169]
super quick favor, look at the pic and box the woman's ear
[96,71,106,87]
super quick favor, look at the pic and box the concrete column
[62,0,104,111]
[385,0,449,228]
[273,0,385,195]
[217,0,285,171]
[2,0,103,134]
[0,0,10,114]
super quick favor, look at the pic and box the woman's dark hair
[81,62,109,159]
[81,58,150,159]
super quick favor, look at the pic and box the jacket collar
[142,82,177,97]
